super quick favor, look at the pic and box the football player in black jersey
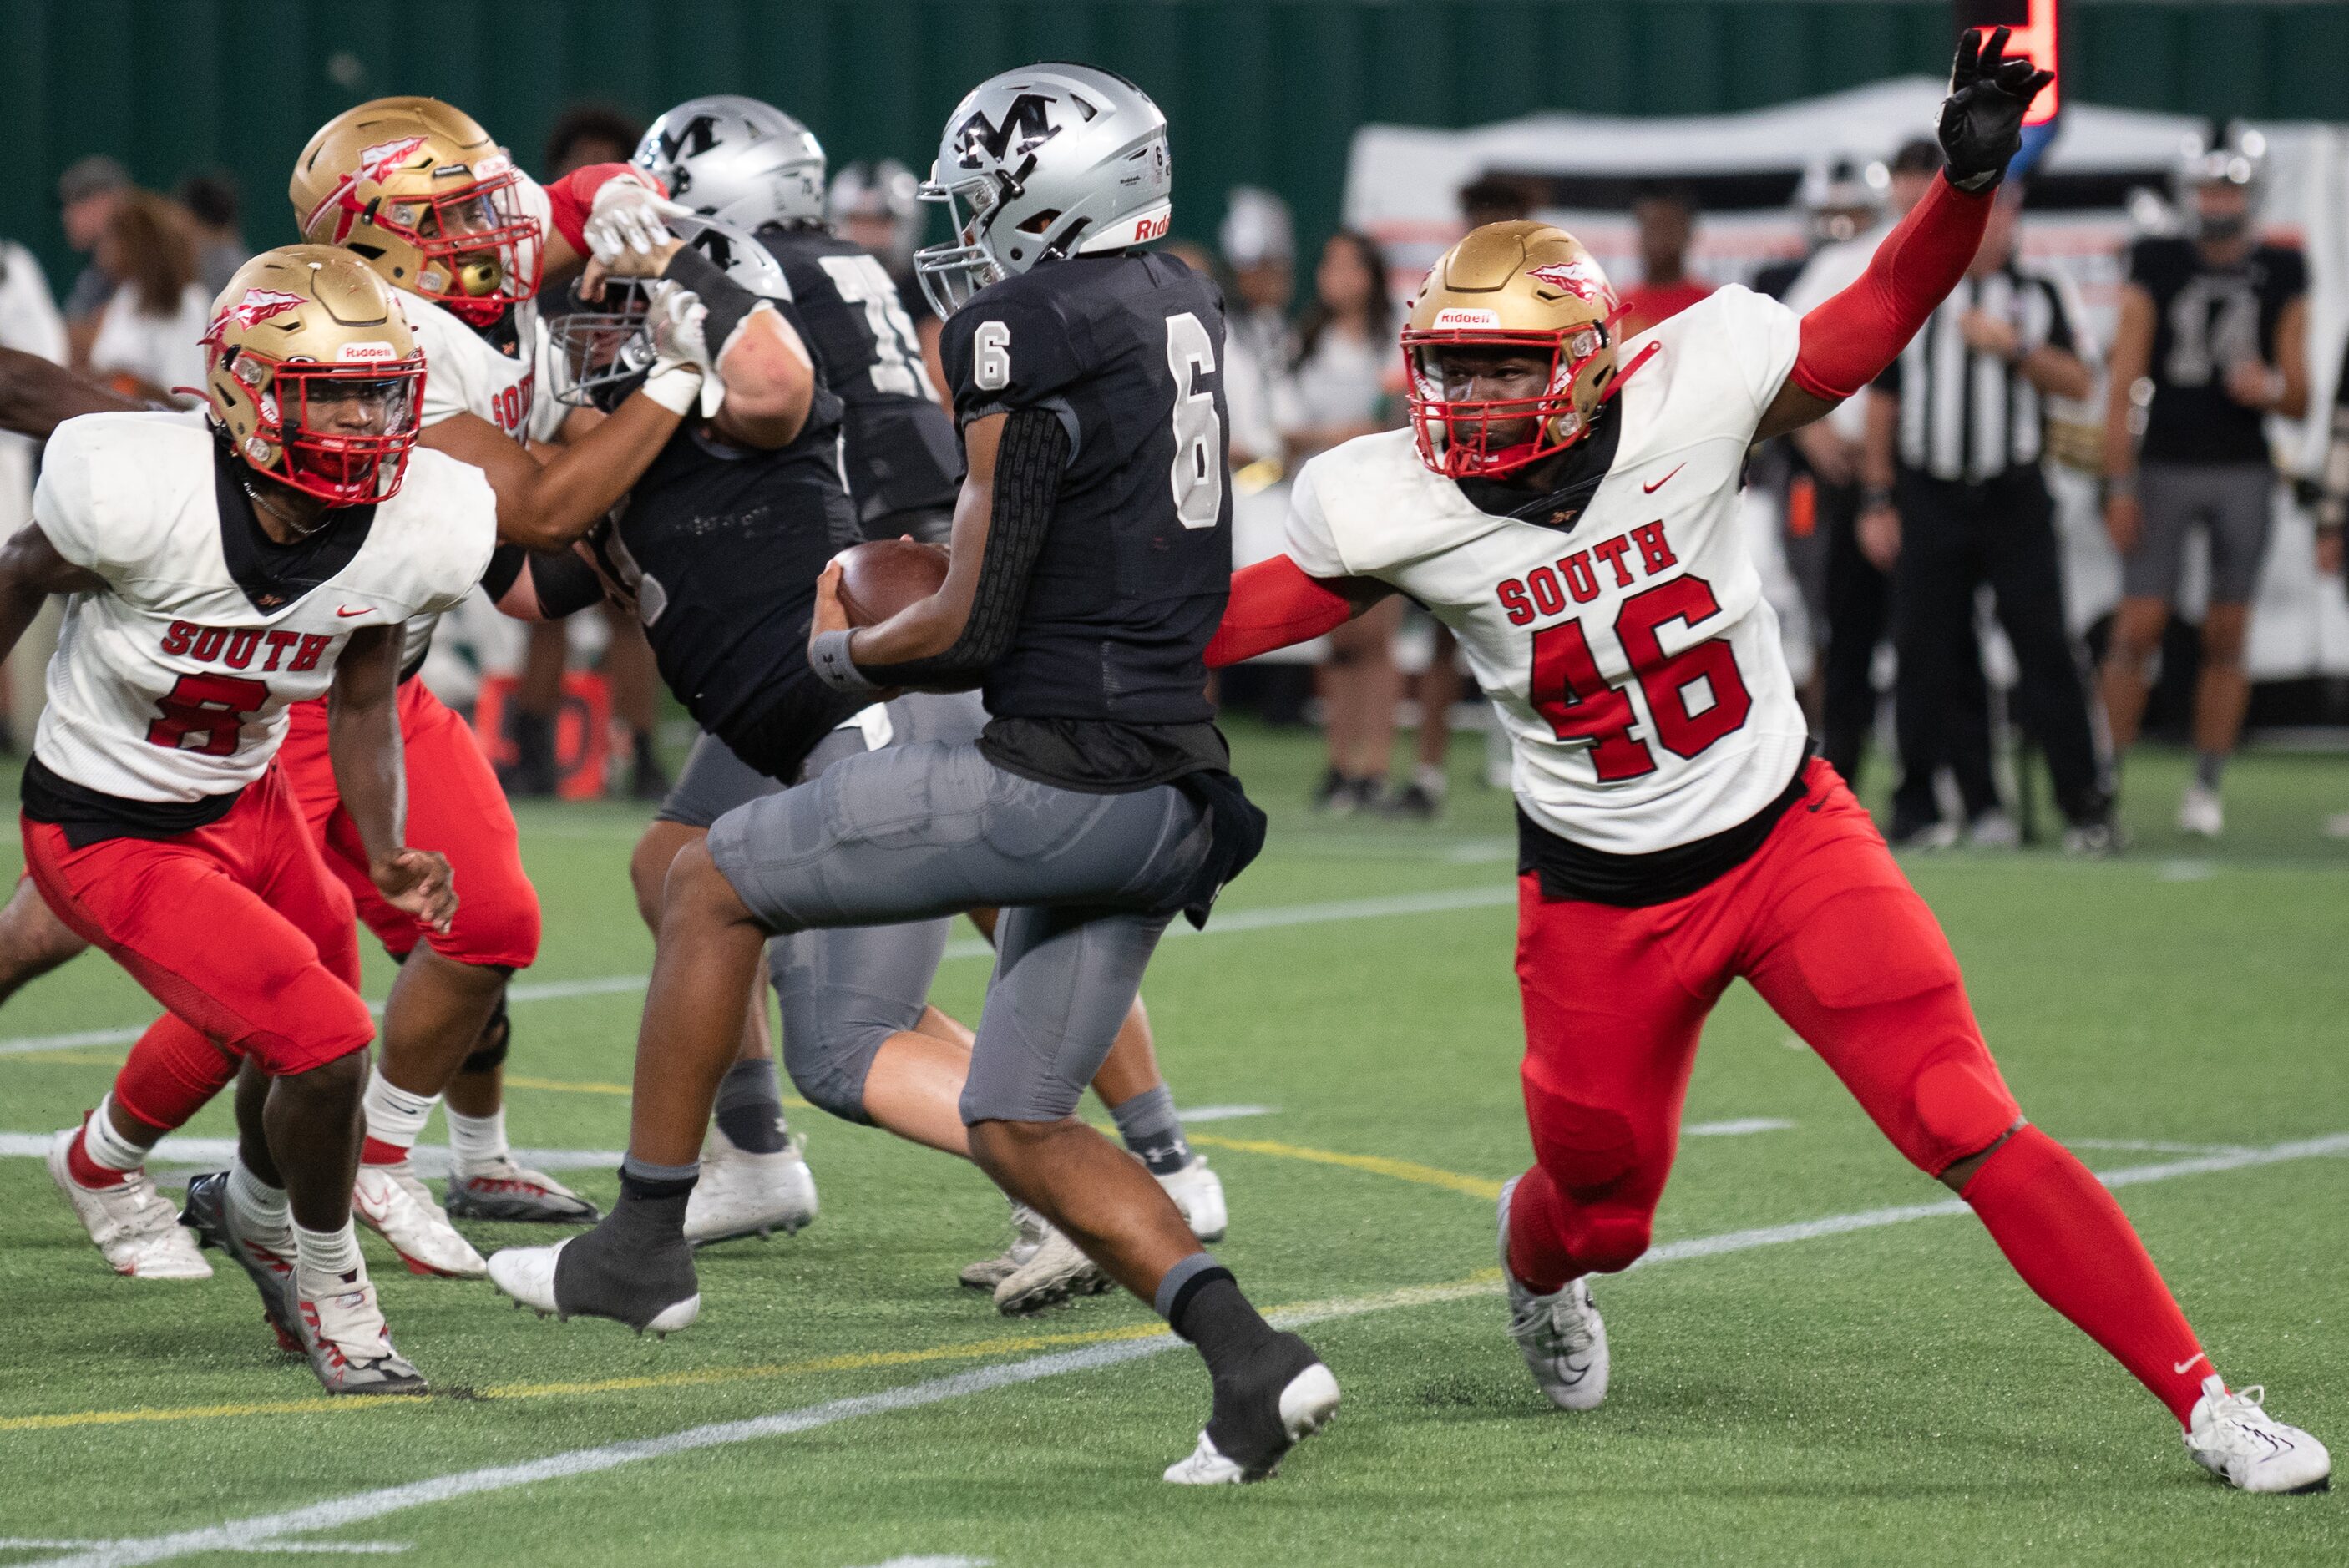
[491,66,1339,1486]
[2101,127,2309,837]
[624,95,1235,1296]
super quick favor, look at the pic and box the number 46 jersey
[31,412,495,804]
[1285,286,1811,857]
[939,251,1232,726]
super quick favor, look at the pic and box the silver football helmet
[914,63,1172,317]
[1797,153,1888,245]
[634,95,827,231]
[550,212,790,409]
[828,159,923,270]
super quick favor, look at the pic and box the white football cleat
[443,1157,599,1223]
[295,1259,425,1396]
[45,1127,210,1280]
[488,1237,701,1336]
[1496,1176,1609,1410]
[2185,1376,2331,1494]
[959,1201,1046,1290]
[2178,783,2225,838]
[353,1161,487,1278]
[1157,1154,1228,1244]
[1163,1361,1342,1484]
[683,1125,818,1245]
[993,1220,1113,1315]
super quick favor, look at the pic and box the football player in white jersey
[1208,32,2326,1495]
[8,248,488,1393]
[14,97,711,1283]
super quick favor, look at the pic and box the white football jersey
[1285,286,1811,856]
[32,412,495,802]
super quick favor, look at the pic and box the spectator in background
[1866,182,2115,852]
[1459,174,1542,231]
[506,104,669,798]
[57,155,129,368]
[1218,186,1297,474]
[1787,138,1995,817]
[84,190,206,405]
[2100,129,2307,839]
[174,170,251,297]
[0,222,68,752]
[1617,180,1710,336]
[1284,229,1403,812]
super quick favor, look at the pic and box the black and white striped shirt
[1874,259,2096,483]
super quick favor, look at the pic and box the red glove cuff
[1207,555,1355,668]
[1790,175,1994,404]
[543,164,663,256]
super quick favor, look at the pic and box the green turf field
[1,721,2342,1566]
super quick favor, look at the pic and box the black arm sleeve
[662,243,768,359]
[854,406,1067,689]
[529,547,607,620]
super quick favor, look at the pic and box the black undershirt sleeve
[478,544,526,602]
[528,546,607,620]
[854,406,1067,690]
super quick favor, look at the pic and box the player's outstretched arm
[1205,555,1388,668]
[425,397,687,554]
[327,623,456,933]
[1754,25,2051,442]
[0,522,104,665]
[812,409,1061,691]
[0,348,138,441]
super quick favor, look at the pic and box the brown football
[835,539,949,627]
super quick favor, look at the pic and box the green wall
[4,0,2343,291]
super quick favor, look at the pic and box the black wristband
[661,243,766,362]
[1862,486,1894,512]
[809,627,881,695]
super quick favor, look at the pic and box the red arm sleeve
[542,164,666,257]
[1206,555,1355,668]
[1790,175,1995,403]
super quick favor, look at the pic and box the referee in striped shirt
[1860,183,2118,850]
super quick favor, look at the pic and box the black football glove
[1937,26,2056,194]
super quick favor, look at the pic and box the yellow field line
[1187,1132,1503,1200]
[503,1075,813,1112]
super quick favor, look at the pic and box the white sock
[81,1096,149,1172]
[362,1067,438,1163]
[294,1219,364,1287]
[225,1153,292,1242]
[447,1108,509,1173]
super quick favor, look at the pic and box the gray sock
[714,1058,789,1155]
[2195,751,2226,791]
[619,1156,701,1187]
[1153,1251,1228,1324]
[1110,1085,1191,1176]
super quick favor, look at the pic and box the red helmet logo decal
[308,135,432,245]
[204,288,307,345]
[357,135,431,181]
[1527,259,1610,305]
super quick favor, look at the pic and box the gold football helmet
[202,246,427,506]
[290,97,542,318]
[1400,221,1623,478]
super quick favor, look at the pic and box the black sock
[1167,1272,1279,1370]
[554,1167,698,1327]
[714,1059,789,1154]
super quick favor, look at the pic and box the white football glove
[584,176,695,268]
[636,279,710,416]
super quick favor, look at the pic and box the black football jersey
[2129,236,2306,466]
[938,251,1233,729]
[755,225,963,531]
[601,384,866,781]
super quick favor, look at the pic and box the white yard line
[0,1135,625,1176]
[20,1130,2346,1568]
[1683,1118,1795,1136]
[0,886,1516,1059]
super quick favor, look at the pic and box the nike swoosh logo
[336,606,372,618]
[1643,463,1686,494]
[2175,1353,2208,1375]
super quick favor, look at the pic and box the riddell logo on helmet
[1434,307,1501,328]
[205,289,307,343]
[1527,259,1609,305]
[335,341,399,362]
[1131,210,1171,243]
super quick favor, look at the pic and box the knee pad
[243,969,375,1078]
[460,995,511,1075]
[777,996,894,1125]
[1908,1051,2022,1173]
[1562,1207,1653,1276]
[432,886,542,971]
[1521,1077,1643,1194]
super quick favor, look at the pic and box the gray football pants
[706,736,1212,1125]
[657,695,982,1125]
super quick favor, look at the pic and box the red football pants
[1510,758,2021,1277]
[22,766,372,1086]
[279,680,540,969]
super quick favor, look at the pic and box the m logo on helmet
[952,94,1059,169]
[1527,259,1611,306]
[203,288,308,344]
[657,114,722,164]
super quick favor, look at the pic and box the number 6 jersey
[29,411,495,808]
[1285,286,1810,862]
